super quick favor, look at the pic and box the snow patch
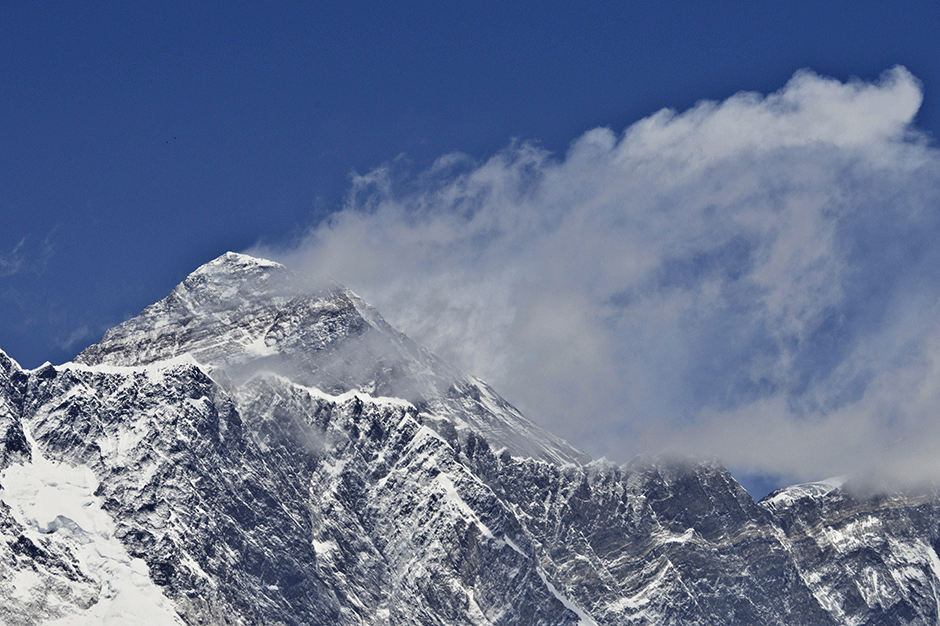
[501,535,527,558]
[436,473,495,540]
[536,567,598,625]
[312,539,339,556]
[0,430,184,625]
[263,373,416,409]
[243,335,279,358]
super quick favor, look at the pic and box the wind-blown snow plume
[252,66,940,486]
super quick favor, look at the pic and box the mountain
[2,251,940,625]
[75,253,586,467]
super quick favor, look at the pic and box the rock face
[1,251,940,625]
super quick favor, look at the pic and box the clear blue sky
[3,1,940,496]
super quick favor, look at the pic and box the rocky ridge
[0,252,939,625]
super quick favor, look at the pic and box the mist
[250,67,940,489]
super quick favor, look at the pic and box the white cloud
[0,238,27,277]
[251,66,940,487]
[0,230,56,278]
[59,325,91,350]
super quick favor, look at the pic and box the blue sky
[3,1,940,496]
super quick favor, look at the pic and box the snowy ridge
[58,352,202,375]
[256,372,417,410]
[760,476,848,509]
[4,252,940,624]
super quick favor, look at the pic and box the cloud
[0,230,56,278]
[0,238,27,277]
[59,325,91,351]
[251,66,940,487]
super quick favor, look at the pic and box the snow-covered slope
[1,428,184,626]
[760,481,940,625]
[2,252,940,625]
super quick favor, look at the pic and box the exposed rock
[1,252,939,625]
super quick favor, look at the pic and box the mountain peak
[72,252,589,465]
[74,251,343,372]
[180,251,292,302]
[191,251,286,276]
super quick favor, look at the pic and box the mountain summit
[76,252,587,466]
[2,252,940,625]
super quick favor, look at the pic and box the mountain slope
[75,252,587,467]
[2,252,940,625]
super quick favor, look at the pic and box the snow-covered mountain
[2,251,940,625]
